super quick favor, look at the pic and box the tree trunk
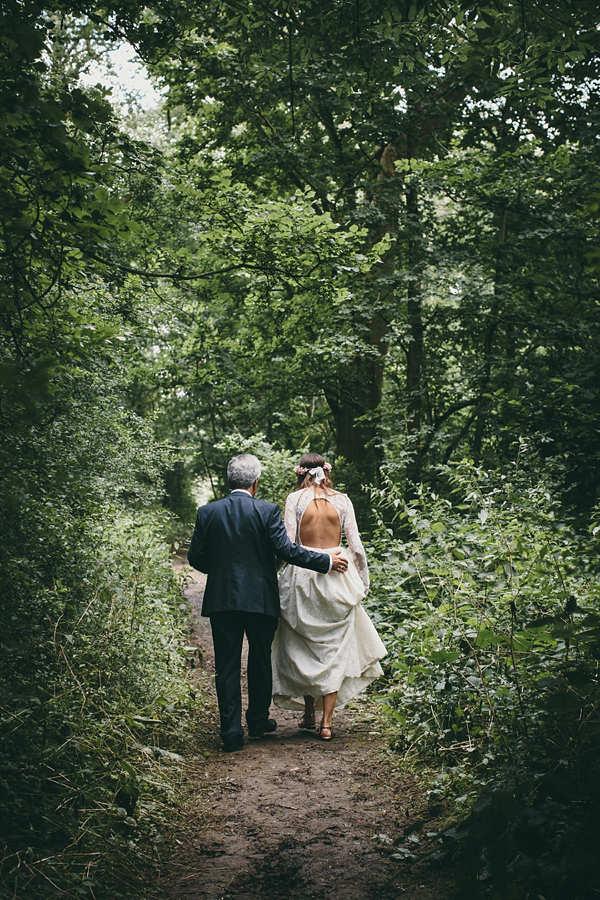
[323,143,399,490]
[324,310,388,485]
[404,179,424,495]
[472,207,508,462]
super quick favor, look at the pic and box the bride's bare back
[299,491,342,549]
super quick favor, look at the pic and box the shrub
[0,509,197,900]
[367,461,600,899]
[0,376,200,899]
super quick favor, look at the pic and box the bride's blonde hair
[294,452,333,491]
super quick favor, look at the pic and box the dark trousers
[210,611,278,745]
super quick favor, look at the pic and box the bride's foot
[319,723,333,741]
[298,714,316,730]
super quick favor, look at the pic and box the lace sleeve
[343,496,370,592]
[283,492,297,542]
[276,494,297,573]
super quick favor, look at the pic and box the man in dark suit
[188,453,348,752]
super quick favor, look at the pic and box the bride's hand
[329,550,348,573]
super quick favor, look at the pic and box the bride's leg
[299,695,316,729]
[320,691,337,736]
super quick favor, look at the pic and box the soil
[150,560,456,900]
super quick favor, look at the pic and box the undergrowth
[367,460,600,900]
[0,512,202,900]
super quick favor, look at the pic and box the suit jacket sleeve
[268,505,330,573]
[187,508,207,573]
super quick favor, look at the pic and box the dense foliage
[0,5,196,897]
[367,463,600,897]
[2,0,600,898]
[126,0,600,509]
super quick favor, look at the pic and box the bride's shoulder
[330,490,352,508]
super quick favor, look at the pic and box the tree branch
[85,255,247,282]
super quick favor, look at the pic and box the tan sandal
[298,715,316,731]
[319,724,333,741]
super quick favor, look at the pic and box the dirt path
[151,562,455,900]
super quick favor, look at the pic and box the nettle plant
[365,462,600,896]
[367,461,600,772]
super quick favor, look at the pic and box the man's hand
[329,549,348,573]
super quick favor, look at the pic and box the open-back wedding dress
[272,488,386,711]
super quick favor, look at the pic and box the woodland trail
[149,560,455,900]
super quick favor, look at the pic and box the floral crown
[294,461,332,482]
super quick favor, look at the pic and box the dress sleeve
[343,496,370,592]
[277,493,297,572]
[283,492,297,542]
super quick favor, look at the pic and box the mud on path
[151,561,455,900]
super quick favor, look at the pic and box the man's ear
[251,478,259,495]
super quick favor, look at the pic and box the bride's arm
[283,492,297,542]
[276,492,297,571]
[343,496,370,591]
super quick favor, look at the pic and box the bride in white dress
[272,453,386,740]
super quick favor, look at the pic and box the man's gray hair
[227,453,262,489]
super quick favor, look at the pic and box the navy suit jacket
[187,491,331,617]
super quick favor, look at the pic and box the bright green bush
[367,461,600,899]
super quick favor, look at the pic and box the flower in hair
[294,460,332,478]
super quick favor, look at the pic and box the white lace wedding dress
[272,488,386,711]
